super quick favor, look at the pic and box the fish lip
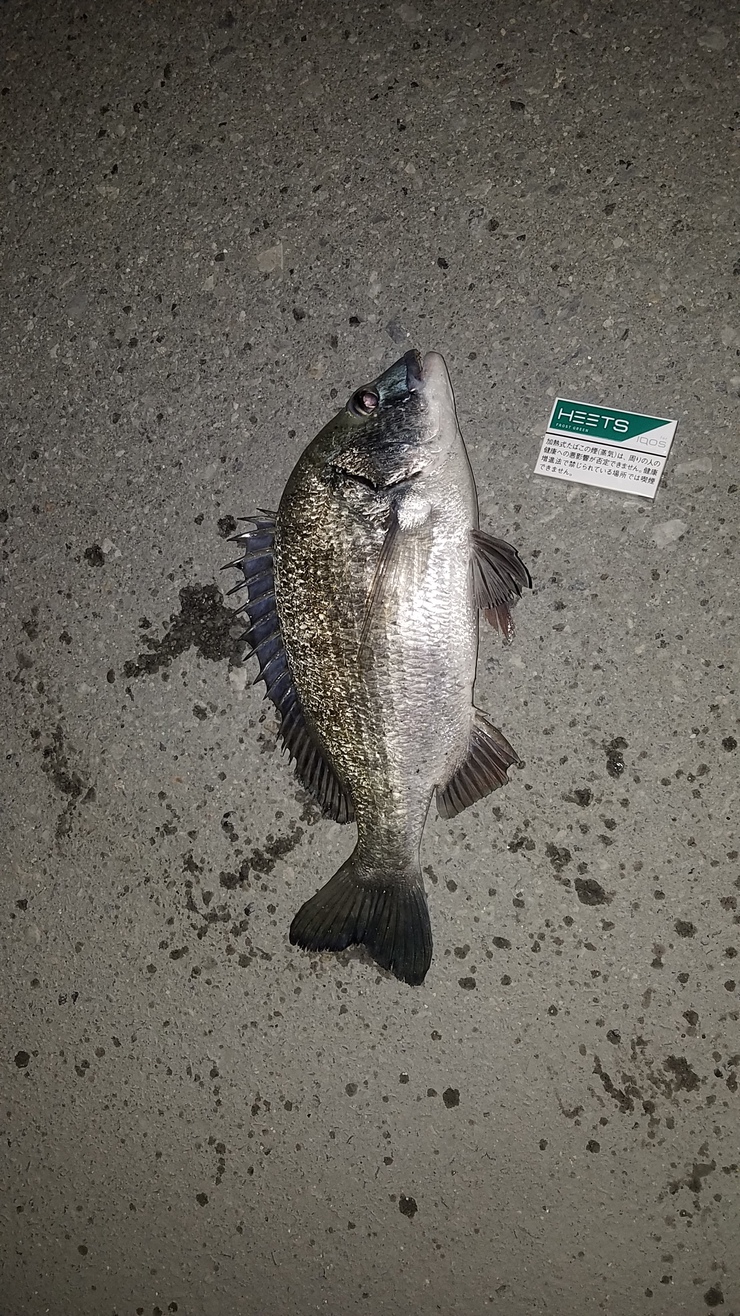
[404,349,424,392]
[406,349,452,398]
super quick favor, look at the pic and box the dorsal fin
[436,709,521,819]
[470,529,531,642]
[226,515,354,824]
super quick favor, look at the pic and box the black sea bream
[228,350,530,985]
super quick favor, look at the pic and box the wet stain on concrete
[592,1043,705,1145]
[41,725,87,800]
[593,1056,638,1113]
[183,877,254,954]
[122,584,236,679]
[217,514,238,538]
[173,824,308,972]
[574,876,610,905]
[83,542,105,567]
[663,1055,700,1093]
[21,605,39,639]
[508,828,536,853]
[704,1284,724,1306]
[218,823,306,888]
[669,1158,717,1196]
[563,786,593,807]
[40,724,95,840]
[557,1096,584,1120]
[545,842,572,872]
[674,919,697,938]
[246,825,305,875]
[219,859,252,891]
[12,650,34,684]
[605,736,628,778]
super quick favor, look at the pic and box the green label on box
[549,399,671,444]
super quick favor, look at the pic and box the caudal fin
[289,855,433,986]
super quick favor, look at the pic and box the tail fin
[289,853,433,986]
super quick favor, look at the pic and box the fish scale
[227,349,530,985]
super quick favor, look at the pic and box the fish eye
[348,388,380,418]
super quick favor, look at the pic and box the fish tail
[289,854,432,987]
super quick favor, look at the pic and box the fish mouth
[404,349,452,396]
[404,349,424,392]
[408,350,457,438]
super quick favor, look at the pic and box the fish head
[319,349,462,509]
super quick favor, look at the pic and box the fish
[226,349,530,985]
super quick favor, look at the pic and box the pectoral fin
[359,492,433,653]
[436,709,521,819]
[358,508,401,652]
[470,528,531,641]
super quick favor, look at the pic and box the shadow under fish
[225,349,530,986]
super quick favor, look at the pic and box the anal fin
[436,709,521,819]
